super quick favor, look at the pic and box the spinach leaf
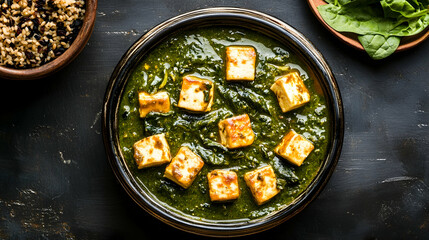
[216,84,250,112]
[198,133,229,152]
[317,4,399,36]
[270,156,299,184]
[325,0,339,5]
[337,0,379,6]
[386,14,428,37]
[192,108,233,129]
[317,0,429,59]
[189,143,228,166]
[358,34,401,59]
[230,84,274,115]
[381,0,418,18]
[381,0,429,18]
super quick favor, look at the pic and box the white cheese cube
[274,129,314,167]
[270,72,310,112]
[226,46,256,81]
[164,146,204,189]
[178,75,214,112]
[218,114,255,149]
[138,91,170,118]
[244,165,280,205]
[207,169,240,202]
[133,133,171,169]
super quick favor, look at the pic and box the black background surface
[1,1,428,239]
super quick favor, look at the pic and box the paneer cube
[270,72,310,113]
[138,91,170,118]
[133,133,171,169]
[244,165,280,205]
[218,114,255,149]
[164,146,204,189]
[226,46,256,81]
[274,129,314,167]
[178,75,214,112]
[207,169,240,202]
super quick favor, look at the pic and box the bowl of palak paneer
[102,7,344,237]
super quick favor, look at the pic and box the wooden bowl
[307,0,429,52]
[0,0,98,80]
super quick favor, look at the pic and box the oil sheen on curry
[118,26,330,220]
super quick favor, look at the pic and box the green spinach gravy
[117,26,330,221]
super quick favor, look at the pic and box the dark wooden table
[1,1,428,239]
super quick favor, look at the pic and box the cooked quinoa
[0,0,85,68]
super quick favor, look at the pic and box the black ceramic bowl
[102,7,344,237]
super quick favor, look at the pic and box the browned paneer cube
[218,114,255,149]
[207,169,240,202]
[133,133,171,169]
[178,75,214,112]
[244,165,280,205]
[164,146,205,189]
[274,129,314,167]
[270,72,310,113]
[138,91,170,118]
[226,46,256,81]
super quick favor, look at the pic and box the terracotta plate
[307,0,429,52]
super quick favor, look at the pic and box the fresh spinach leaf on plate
[317,0,429,59]
[358,34,401,59]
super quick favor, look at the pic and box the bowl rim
[0,0,98,80]
[102,7,344,237]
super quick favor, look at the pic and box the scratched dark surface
[1,0,428,239]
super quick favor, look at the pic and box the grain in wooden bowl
[0,0,97,80]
